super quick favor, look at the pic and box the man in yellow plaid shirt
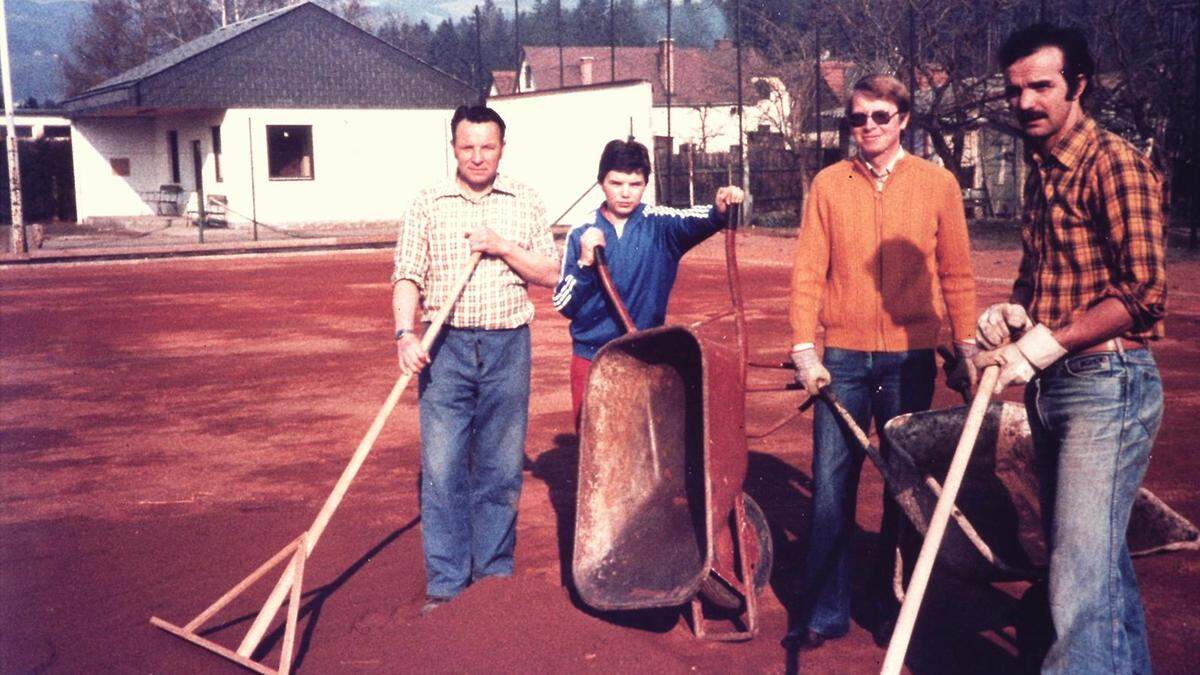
[977,24,1167,673]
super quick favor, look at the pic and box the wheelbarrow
[820,389,1199,592]
[572,215,773,641]
[882,400,1200,582]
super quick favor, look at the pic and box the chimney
[657,38,675,94]
[714,38,733,51]
[579,56,594,86]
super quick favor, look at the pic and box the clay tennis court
[1,231,1198,673]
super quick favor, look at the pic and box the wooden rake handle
[236,251,484,657]
[880,365,1000,675]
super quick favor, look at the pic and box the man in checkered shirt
[975,24,1167,673]
[392,105,559,614]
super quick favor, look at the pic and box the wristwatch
[395,328,410,341]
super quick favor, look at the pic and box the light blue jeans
[418,326,531,599]
[802,347,936,637]
[1026,348,1161,674]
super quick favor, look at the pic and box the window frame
[265,124,315,181]
[167,130,181,184]
[211,125,223,183]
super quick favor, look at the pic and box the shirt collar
[1030,116,1095,170]
[862,147,906,178]
[435,173,516,200]
[596,202,644,227]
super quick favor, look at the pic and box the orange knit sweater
[789,155,977,351]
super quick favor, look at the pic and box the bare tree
[62,0,292,96]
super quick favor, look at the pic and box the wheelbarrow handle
[881,365,1001,675]
[594,246,637,333]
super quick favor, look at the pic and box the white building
[61,2,478,227]
[490,80,657,227]
[6,110,71,141]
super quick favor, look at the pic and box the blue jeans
[802,347,935,637]
[418,326,531,598]
[1027,348,1161,675]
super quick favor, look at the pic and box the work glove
[943,340,980,399]
[976,303,1034,349]
[973,324,1067,393]
[578,227,605,268]
[790,346,831,396]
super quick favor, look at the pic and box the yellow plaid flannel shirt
[392,175,557,329]
[1012,117,1167,339]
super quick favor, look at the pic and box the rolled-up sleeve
[1094,146,1167,332]
[525,191,558,260]
[391,193,430,288]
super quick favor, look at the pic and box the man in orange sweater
[784,75,978,650]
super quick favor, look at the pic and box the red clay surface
[1,232,1198,674]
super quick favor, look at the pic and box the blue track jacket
[553,202,726,359]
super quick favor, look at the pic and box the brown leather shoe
[781,628,828,651]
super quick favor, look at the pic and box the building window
[44,125,70,139]
[211,126,223,182]
[267,125,314,180]
[110,158,131,176]
[522,64,532,90]
[167,130,180,183]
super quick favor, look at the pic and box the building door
[191,140,206,221]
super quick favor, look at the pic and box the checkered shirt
[1011,117,1167,339]
[391,175,557,329]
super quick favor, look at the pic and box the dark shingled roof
[64,2,477,115]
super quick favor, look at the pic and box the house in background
[507,40,784,154]
[61,1,477,227]
[6,109,71,141]
[489,79,657,227]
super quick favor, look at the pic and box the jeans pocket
[1063,354,1111,377]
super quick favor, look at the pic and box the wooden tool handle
[880,365,1000,675]
[236,251,484,657]
[594,246,636,333]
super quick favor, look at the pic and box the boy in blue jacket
[553,138,744,425]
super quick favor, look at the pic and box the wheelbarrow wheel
[697,494,774,611]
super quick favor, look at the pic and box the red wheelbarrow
[571,218,772,641]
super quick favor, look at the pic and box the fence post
[687,145,695,206]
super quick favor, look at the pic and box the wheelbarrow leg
[690,493,768,641]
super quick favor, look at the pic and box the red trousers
[569,354,592,430]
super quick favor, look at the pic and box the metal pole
[0,0,24,255]
[556,0,563,87]
[1193,0,1199,248]
[814,13,821,167]
[475,6,484,95]
[247,118,258,241]
[514,0,520,80]
[908,5,917,151]
[736,0,749,221]
[609,0,615,81]
[665,0,672,205]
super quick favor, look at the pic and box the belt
[1075,336,1147,356]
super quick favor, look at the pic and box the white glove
[578,227,605,268]
[976,303,1034,349]
[974,324,1067,392]
[790,346,831,396]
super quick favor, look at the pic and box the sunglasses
[848,110,901,127]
